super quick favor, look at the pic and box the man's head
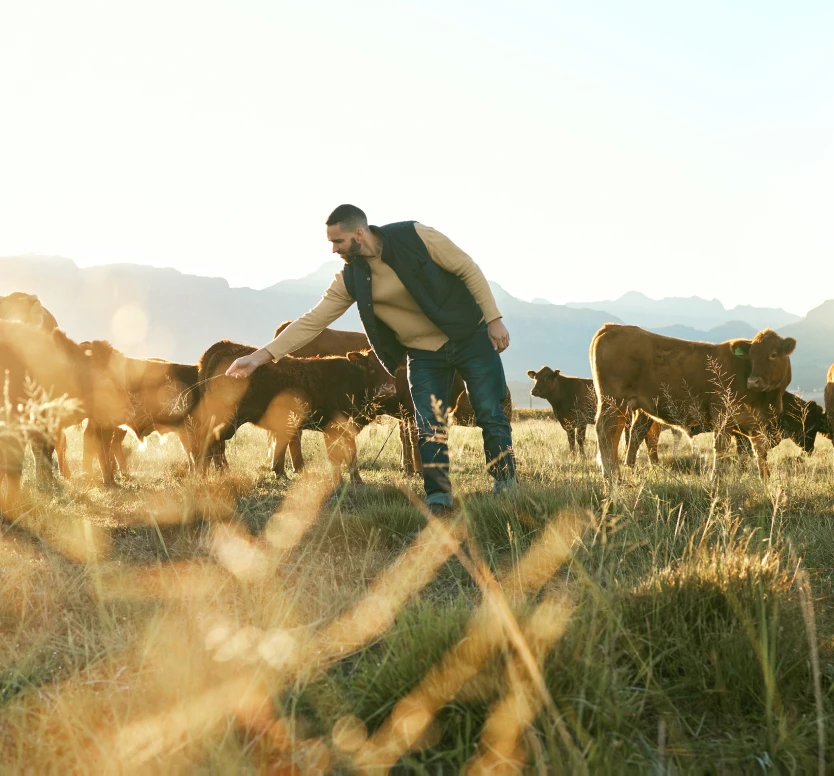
[326,204,370,261]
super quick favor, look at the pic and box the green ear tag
[734,347,746,356]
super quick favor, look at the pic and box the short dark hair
[326,204,368,231]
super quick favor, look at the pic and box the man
[225,205,516,513]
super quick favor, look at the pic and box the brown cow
[526,366,668,462]
[195,340,396,484]
[825,365,834,440]
[0,292,69,476]
[591,325,796,481]
[78,343,205,479]
[0,322,133,513]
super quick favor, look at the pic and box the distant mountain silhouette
[0,256,828,401]
[650,320,759,343]
[567,291,801,330]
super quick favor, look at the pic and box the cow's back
[273,321,369,357]
[591,324,741,421]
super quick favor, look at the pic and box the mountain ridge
[0,255,829,400]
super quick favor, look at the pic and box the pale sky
[1,1,832,315]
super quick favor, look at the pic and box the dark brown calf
[826,366,834,441]
[196,340,395,483]
[526,368,596,454]
[0,322,133,512]
[591,324,796,481]
[79,343,204,482]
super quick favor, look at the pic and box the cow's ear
[346,351,364,364]
[527,370,537,380]
[780,337,797,356]
[552,369,561,377]
[730,340,751,359]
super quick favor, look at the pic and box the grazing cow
[590,325,796,481]
[0,322,133,513]
[628,391,828,462]
[526,366,668,462]
[78,343,205,479]
[826,365,834,440]
[0,293,69,476]
[195,340,396,483]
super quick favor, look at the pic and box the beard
[340,238,363,262]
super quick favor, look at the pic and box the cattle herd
[0,291,832,515]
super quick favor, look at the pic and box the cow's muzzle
[746,376,769,391]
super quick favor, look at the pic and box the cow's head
[729,330,796,392]
[785,398,828,452]
[527,367,560,400]
[0,293,57,330]
[347,351,397,399]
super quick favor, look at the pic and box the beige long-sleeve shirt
[264,223,501,360]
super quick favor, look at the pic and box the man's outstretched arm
[225,273,355,377]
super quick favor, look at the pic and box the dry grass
[1,418,832,773]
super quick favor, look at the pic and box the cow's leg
[625,412,653,467]
[176,425,199,469]
[0,436,25,518]
[95,427,117,485]
[209,438,229,469]
[734,431,754,457]
[55,429,70,478]
[565,423,576,454]
[399,419,415,473]
[112,427,130,476]
[82,422,99,478]
[270,442,288,477]
[595,399,627,482]
[576,423,587,456]
[322,415,359,486]
[268,430,289,478]
[29,433,56,482]
[751,433,771,479]
[288,429,305,473]
[671,428,682,458]
[346,435,363,485]
[644,422,661,466]
[711,430,734,478]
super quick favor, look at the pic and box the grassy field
[1,417,833,774]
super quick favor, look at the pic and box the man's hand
[487,319,510,353]
[225,348,274,378]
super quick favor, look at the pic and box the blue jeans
[407,322,516,507]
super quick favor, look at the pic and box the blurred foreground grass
[1,419,833,773]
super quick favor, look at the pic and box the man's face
[327,224,363,261]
